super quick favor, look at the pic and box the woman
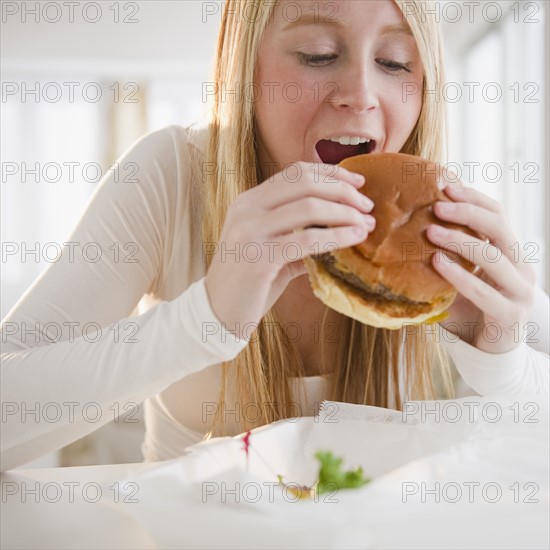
[1,0,548,470]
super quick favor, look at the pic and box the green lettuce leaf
[315,450,370,494]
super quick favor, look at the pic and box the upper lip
[321,132,377,141]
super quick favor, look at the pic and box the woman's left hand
[426,185,537,353]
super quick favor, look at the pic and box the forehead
[269,0,411,35]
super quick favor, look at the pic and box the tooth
[327,136,373,145]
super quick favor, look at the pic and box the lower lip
[313,148,324,164]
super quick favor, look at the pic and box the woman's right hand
[204,162,376,340]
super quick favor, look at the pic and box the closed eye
[376,58,412,73]
[298,53,337,66]
[298,53,412,73]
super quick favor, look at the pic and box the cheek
[256,61,320,119]
[381,77,423,147]
[254,61,321,145]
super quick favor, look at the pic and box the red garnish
[242,431,251,458]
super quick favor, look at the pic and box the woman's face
[254,0,424,179]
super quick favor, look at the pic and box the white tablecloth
[2,394,548,549]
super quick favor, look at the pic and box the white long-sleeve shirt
[1,123,549,471]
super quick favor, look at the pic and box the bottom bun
[304,256,455,330]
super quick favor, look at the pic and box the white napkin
[110,394,549,549]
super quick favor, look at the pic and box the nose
[330,66,379,113]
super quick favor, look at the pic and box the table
[1,462,158,549]
[2,397,549,549]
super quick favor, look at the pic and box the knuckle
[471,278,491,304]
[461,202,474,222]
[302,197,319,216]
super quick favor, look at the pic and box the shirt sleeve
[439,286,550,396]
[0,126,250,471]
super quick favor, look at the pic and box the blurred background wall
[1,0,548,467]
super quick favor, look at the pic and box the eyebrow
[380,23,413,36]
[282,14,350,30]
[282,15,412,36]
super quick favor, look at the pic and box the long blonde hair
[199,0,452,436]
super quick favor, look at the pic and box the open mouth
[316,138,376,165]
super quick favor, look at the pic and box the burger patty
[316,253,433,316]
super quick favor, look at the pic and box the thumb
[272,259,308,294]
[286,259,309,280]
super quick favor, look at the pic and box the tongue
[316,139,363,164]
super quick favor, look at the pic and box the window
[445,1,548,291]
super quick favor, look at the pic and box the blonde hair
[199,0,453,436]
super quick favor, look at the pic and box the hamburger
[304,153,477,330]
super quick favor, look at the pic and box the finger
[302,162,367,188]
[442,185,504,215]
[265,161,365,188]
[438,167,463,191]
[280,224,370,263]
[283,259,309,280]
[264,198,375,237]
[271,259,310,302]
[432,200,528,272]
[433,200,509,243]
[427,224,531,302]
[259,175,374,213]
[432,250,515,321]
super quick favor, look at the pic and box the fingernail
[363,214,376,228]
[346,169,364,182]
[360,195,374,210]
